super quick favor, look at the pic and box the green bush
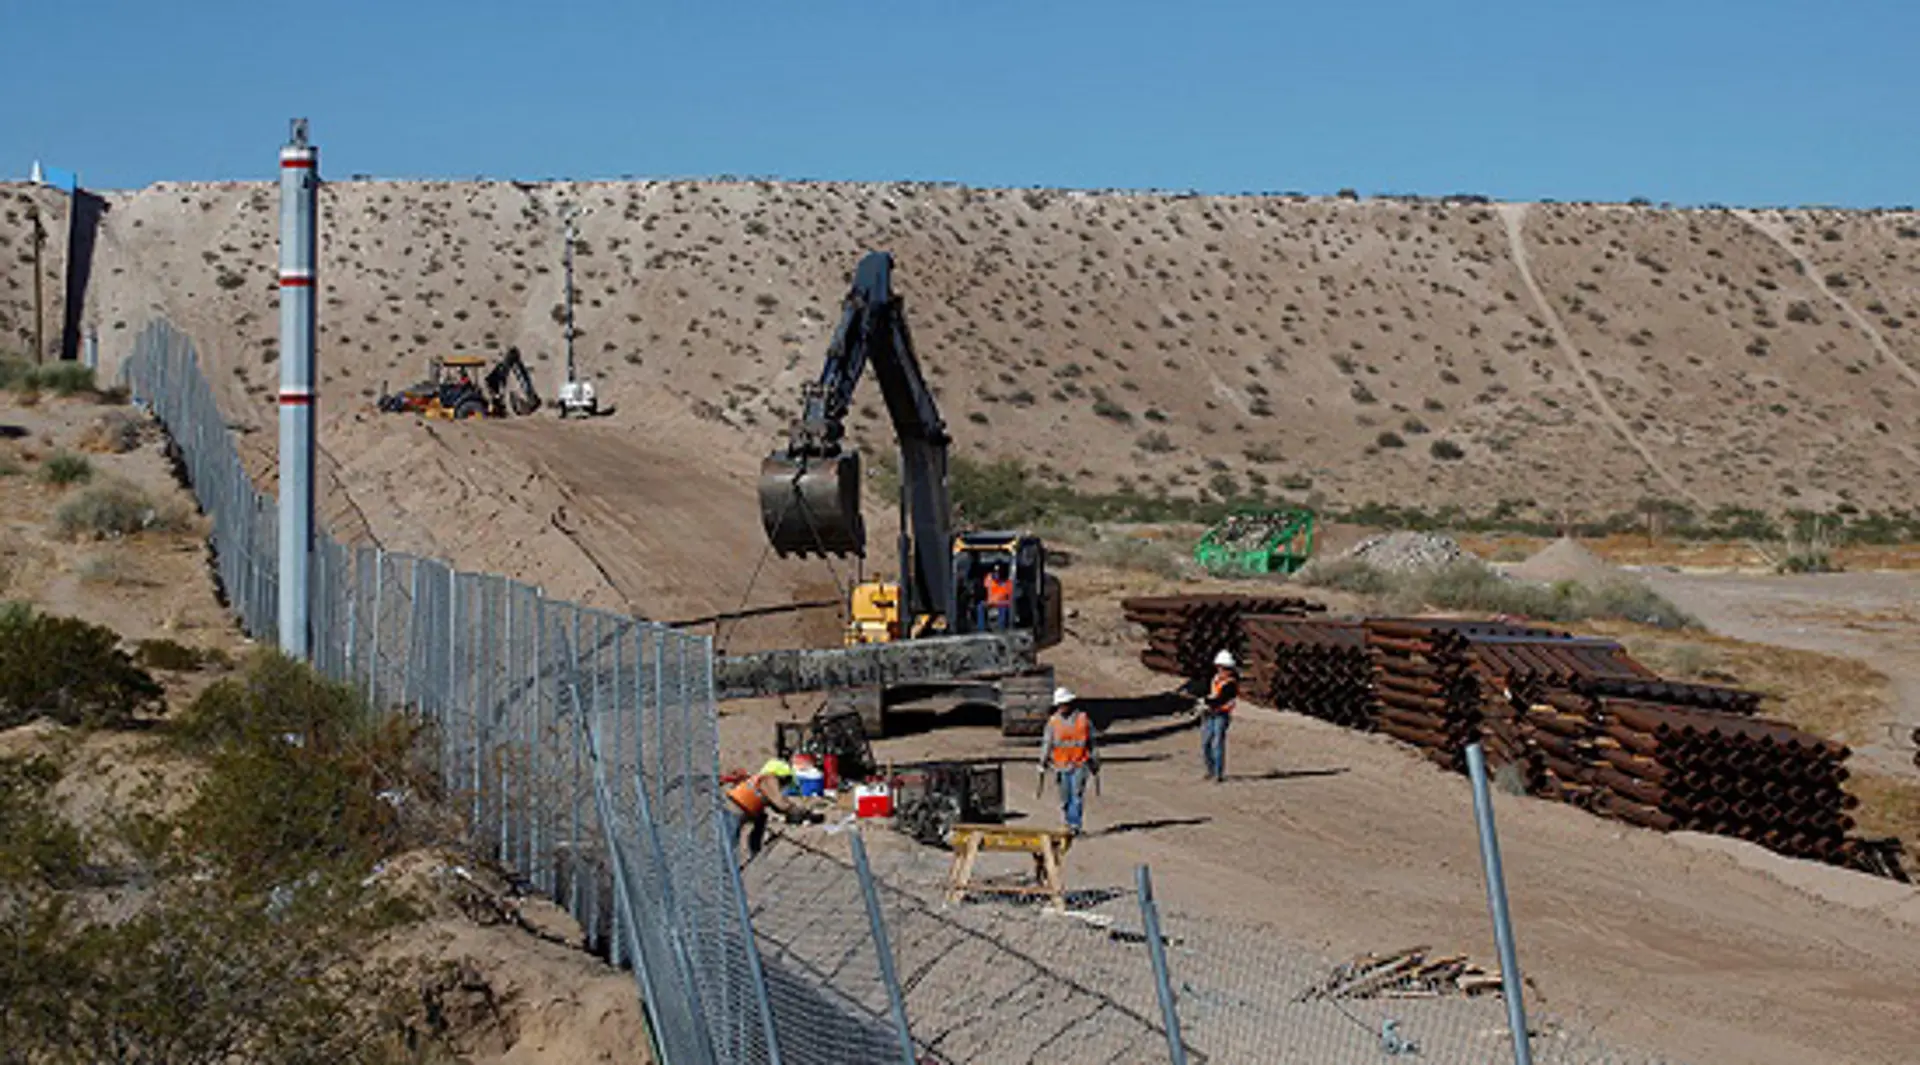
[39,451,92,487]
[54,482,157,540]
[175,651,432,887]
[0,756,86,887]
[0,608,164,728]
[32,364,96,397]
[134,638,226,672]
[0,357,34,390]
[1,360,98,396]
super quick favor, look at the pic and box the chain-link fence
[121,320,917,1065]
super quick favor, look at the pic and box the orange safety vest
[984,573,1013,607]
[1049,711,1091,768]
[1209,671,1237,715]
[728,775,769,816]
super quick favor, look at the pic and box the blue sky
[6,0,1915,206]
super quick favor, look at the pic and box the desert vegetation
[0,615,470,1063]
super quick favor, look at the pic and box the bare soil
[722,561,1920,1065]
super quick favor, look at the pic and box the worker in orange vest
[1200,650,1238,782]
[978,562,1014,632]
[1038,687,1097,835]
[725,758,808,861]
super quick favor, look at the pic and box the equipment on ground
[752,251,1062,737]
[1193,507,1316,575]
[773,708,878,783]
[556,376,600,418]
[553,204,606,418]
[377,350,542,420]
[891,761,1006,845]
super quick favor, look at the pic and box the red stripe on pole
[278,393,314,406]
[280,157,315,169]
[279,275,314,288]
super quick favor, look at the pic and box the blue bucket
[795,769,825,797]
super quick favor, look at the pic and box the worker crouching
[725,758,815,861]
[1039,687,1098,836]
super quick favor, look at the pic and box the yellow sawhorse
[945,824,1073,911]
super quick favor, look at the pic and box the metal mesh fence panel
[121,319,832,1065]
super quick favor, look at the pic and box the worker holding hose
[1039,687,1098,836]
[1200,651,1238,782]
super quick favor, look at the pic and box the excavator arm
[485,347,542,415]
[759,252,956,626]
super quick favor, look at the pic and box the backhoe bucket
[759,451,865,557]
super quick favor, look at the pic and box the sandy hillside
[6,178,1916,625]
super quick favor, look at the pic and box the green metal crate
[1194,508,1316,575]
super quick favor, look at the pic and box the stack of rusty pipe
[1240,616,1376,729]
[1122,594,1326,678]
[1521,695,1905,878]
[1361,619,1577,772]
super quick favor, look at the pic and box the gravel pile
[1340,531,1476,573]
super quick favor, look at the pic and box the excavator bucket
[759,451,865,557]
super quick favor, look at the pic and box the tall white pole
[562,206,577,383]
[277,118,319,659]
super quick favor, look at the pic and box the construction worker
[725,758,803,860]
[1039,687,1096,835]
[979,562,1014,632]
[1200,650,1237,783]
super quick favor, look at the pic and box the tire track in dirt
[1736,210,1920,391]
[1498,203,1702,507]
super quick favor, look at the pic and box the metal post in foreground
[850,831,918,1065]
[1466,742,1534,1065]
[276,118,319,658]
[720,815,785,1065]
[1135,865,1188,1065]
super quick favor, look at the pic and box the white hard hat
[1214,650,1237,668]
[1052,686,1077,707]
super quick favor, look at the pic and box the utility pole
[29,204,45,365]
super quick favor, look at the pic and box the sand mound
[1510,536,1621,584]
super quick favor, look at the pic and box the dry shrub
[53,481,182,541]
[1849,772,1920,868]
[78,410,144,454]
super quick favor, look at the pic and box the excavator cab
[951,532,1062,649]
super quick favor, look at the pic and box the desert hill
[4,179,1919,622]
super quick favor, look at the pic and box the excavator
[753,251,1062,737]
[378,348,542,420]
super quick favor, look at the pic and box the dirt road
[1645,569,1920,776]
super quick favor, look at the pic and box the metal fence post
[1466,742,1534,1065]
[570,608,585,922]
[500,584,515,868]
[850,831,918,1065]
[366,548,384,708]
[531,589,546,893]
[1135,865,1189,1065]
